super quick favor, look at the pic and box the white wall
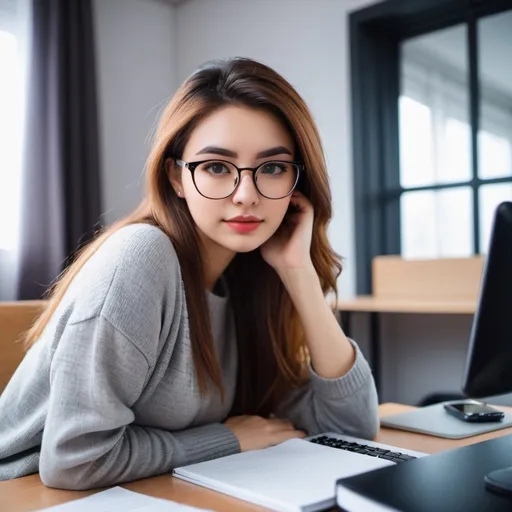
[93,0,177,225]
[176,0,379,299]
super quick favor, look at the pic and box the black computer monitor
[462,200,512,398]
[460,200,512,496]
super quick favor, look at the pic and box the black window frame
[350,0,512,294]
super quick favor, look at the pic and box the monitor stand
[485,466,512,497]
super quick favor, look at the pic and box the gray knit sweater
[0,224,379,490]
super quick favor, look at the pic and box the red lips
[225,215,261,222]
[224,215,262,234]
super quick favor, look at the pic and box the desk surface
[337,296,477,314]
[3,403,511,512]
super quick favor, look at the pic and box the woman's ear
[166,158,183,197]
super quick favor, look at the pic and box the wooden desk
[337,296,476,315]
[2,403,511,512]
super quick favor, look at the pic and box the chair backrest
[0,301,46,393]
[372,255,485,301]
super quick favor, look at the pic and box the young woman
[0,58,379,489]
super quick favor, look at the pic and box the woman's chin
[217,234,268,254]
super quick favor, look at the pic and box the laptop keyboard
[310,435,417,464]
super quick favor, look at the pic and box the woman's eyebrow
[256,146,292,159]
[195,146,237,157]
[194,145,293,159]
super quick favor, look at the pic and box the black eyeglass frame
[175,158,304,200]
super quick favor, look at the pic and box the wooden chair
[0,301,46,393]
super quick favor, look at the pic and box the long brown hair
[25,58,342,415]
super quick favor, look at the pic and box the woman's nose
[231,170,259,205]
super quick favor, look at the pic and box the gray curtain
[17,0,102,299]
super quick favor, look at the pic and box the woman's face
[170,105,296,257]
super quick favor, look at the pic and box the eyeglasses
[175,158,303,200]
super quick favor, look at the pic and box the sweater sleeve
[40,316,239,491]
[274,339,380,440]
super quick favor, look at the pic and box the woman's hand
[260,191,315,275]
[224,415,306,452]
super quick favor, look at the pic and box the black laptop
[336,433,512,512]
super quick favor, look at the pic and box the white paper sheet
[37,486,211,512]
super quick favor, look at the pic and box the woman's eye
[205,162,229,174]
[261,163,286,175]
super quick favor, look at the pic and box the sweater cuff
[172,423,240,465]
[308,338,373,400]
